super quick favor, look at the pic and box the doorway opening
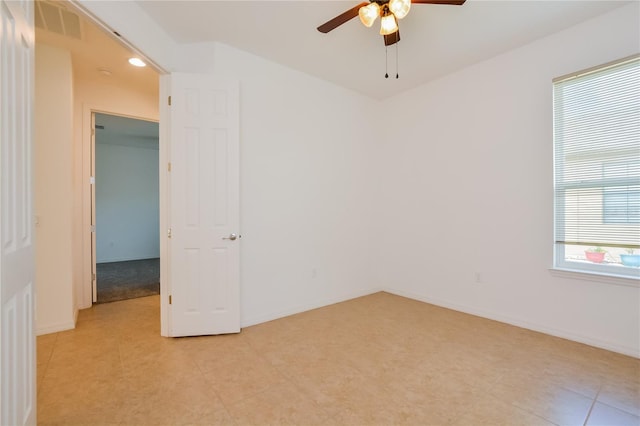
[92,112,160,303]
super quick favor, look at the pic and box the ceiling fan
[317,0,466,46]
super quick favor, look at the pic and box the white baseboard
[241,287,382,328]
[36,319,75,336]
[383,287,639,359]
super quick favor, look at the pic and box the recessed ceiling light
[128,57,146,67]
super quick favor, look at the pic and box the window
[553,55,640,280]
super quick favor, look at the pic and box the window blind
[554,56,640,251]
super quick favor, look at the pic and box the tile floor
[37,292,639,425]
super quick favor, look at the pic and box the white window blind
[553,55,640,279]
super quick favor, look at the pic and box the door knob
[223,233,238,241]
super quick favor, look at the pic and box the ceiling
[35,0,159,100]
[35,1,630,101]
[134,0,630,99]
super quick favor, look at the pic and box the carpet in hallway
[96,258,159,303]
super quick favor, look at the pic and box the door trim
[80,105,160,309]
[159,76,170,336]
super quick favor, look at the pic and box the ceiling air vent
[35,1,82,40]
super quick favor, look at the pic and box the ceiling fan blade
[411,0,466,4]
[384,31,400,46]
[317,2,369,33]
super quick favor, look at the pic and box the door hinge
[169,295,172,304]
[168,96,171,106]
[167,228,172,238]
[91,128,95,136]
[167,162,171,172]
[89,176,95,185]
[90,225,96,232]
[92,273,96,281]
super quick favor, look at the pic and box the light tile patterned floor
[37,292,639,425]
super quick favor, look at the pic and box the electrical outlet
[475,272,482,283]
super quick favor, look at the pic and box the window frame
[552,55,640,282]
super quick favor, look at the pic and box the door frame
[81,106,161,307]
[159,76,170,336]
[86,110,161,304]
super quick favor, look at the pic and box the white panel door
[168,73,240,337]
[0,0,36,424]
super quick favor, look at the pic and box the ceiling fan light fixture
[358,2,380,28]
[389,0,411,19]
[379,13,398,35]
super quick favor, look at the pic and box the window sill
[549,268,640,288]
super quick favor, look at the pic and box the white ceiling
[35,0,630,101]
[35,0,159,100]
[135,0,630,99]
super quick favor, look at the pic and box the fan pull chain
[385,46,389,78]
[396,42,399,79]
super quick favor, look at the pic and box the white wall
[34,44,76,334]
[377,3,640,357]
[95,136,159,263]
[209,43,381,326]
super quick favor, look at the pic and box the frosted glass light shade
[380,14,398,35]
[389,0,411,19]
[358,3,380,27]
